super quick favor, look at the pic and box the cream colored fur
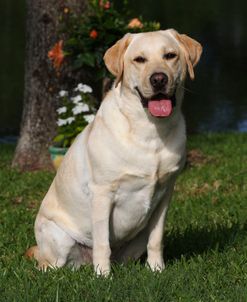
[29,29,202,276]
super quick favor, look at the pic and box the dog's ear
[104,33,132,87]
[172,31,202,80]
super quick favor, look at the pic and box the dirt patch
[186,149,212,167]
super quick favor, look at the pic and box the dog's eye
[134,56,147,63]
[164,53,177,60]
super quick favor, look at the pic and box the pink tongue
[148,99,172,117]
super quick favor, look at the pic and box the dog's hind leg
[29,215,81,270]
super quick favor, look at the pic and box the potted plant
[49,83,96,170]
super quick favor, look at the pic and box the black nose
[150,73,168,90]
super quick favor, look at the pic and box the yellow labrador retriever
[27,29,202,275]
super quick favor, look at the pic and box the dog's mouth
[135,87,176,117]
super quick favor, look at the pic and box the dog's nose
[150,73,168,90]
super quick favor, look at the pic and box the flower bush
[59,0,160,79]
[53,83,96,148]
[48,0,160,148]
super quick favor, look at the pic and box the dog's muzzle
[135,87,176,117]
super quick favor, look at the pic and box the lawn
[0,133,247,302]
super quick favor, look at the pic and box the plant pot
[48,146,68,171]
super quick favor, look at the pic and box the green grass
[0,133,247,301]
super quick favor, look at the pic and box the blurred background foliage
[1,0,247,135]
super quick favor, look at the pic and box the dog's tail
[25,245,50,270]
[25,245,39,259]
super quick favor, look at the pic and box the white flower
[56,106,67,114]
[57,118,67,126]
[71,95,82,104]
[59,90,68,97]
[74,83,83,91]
[57,117,75,126]
[74,83,93,94]
[66,117,75,124]
[72,103,90,115]
[84,114,95,124]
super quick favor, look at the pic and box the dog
[27,29,202,276]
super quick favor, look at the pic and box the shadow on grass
[163,222,247,262]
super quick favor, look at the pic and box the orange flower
[48,40,64,69]
[99,0,110,9]
[128,18,143,29]
[90,29,98,39]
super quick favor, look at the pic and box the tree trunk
[12,0,87,171]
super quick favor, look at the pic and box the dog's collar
[135,87,176,108]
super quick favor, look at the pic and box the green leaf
[73,53,95,69]
[53,134,64,143]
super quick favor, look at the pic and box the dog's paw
[94,262,111,277]
[147,257,165,272]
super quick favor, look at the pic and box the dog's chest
[110,148,182,242]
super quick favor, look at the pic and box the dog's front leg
[147,182,175,271]
[92,188,113,276]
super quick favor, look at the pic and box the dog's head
[104,29,202,117]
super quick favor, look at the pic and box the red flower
[90,29,98,39]
[99,0,110,9]
[104,1,110,9]
[48,40,64,69]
